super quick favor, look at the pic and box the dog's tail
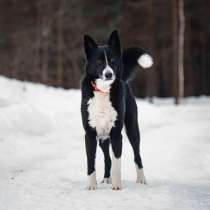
[122,47,153,81]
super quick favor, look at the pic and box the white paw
[101,177,111,184]
[136,176,147,184]
[87,171,97,190]
[111,156,122,190]
[136,167,147,184]
[112,185,121,191]
[87,185,97,190]
[111,172,122,190]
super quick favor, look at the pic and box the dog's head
[84,31,122,86]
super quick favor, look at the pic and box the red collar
[91,81,110,94]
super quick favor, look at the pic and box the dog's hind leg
[124,85,147,184]
[99,139,111,184]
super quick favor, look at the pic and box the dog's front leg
[85,133,97,190]
[110,133,122,190]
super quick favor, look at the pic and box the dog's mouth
[104,77,115,81]
[95,78,115,92]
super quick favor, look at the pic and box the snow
[0,76,210,210]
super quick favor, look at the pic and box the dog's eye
[110,59,116,64]
[96,60,102,66]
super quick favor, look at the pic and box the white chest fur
[87,92,117,140]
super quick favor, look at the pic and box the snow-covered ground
[0,76,210,210]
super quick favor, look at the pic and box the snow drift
[0,76,210,210]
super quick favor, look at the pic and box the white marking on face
[137,53,153,69]
[111,152,121,189]
[135,165,147,184]
[87,171,97,190]
[87,92,117,140]
[102,50,115,81]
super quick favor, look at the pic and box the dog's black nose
[105,72,113,79]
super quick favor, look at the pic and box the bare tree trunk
[173,0,185,104]
[34,10,41,82]
[146,0,155,103]
[177,0,185,103]
[41,15,49,84]
[57,0,64,86]
[172,0,178,103]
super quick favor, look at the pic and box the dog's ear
[107,30,121,55]
[84,35,97,60]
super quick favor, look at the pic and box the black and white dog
[81,30,153,190]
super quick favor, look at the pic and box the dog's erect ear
[84,35,97,59]
[107,30,121,55]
